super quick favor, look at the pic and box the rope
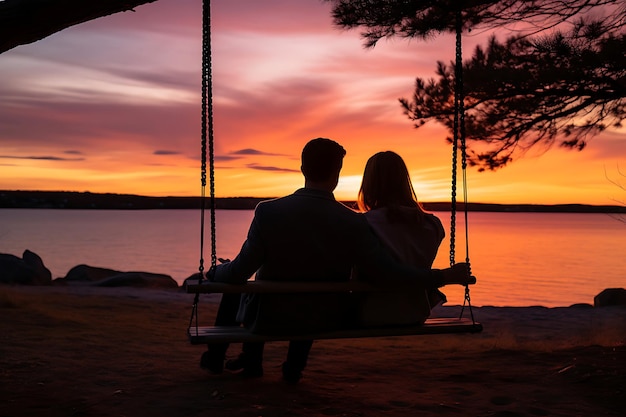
[190,0,217,333]
[205,2,218,272]
[451,7,475,322]
[450,7,462,268]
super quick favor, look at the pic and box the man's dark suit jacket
[213,187,442,333]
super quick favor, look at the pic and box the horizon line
[1,190,625,212]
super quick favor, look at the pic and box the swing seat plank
[187,281,482,344]
[188,318,482,344]
[187,280,436,294]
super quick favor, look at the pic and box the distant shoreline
[2,190,625,213]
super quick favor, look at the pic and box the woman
[354,151,446,327]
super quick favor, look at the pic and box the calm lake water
[1,209,625,307]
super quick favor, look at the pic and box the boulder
[22,250,52,283]
[94,272,178,289]
[594,288,626,307]
[0,250,51,285]
[59,264,177,289]
[63,264,123,282]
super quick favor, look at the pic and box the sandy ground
[1,285,624,417]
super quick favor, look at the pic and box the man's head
[301,138,346,190]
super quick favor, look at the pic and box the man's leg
[200,293,241,373]
[282,340,314,383]
[231,341,265,377]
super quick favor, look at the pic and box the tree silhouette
[402,29,625,170]
[326,0,625,170]
[0,0,157,54]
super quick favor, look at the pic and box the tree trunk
[0,0,158,54]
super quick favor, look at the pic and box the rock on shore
[0,250,51,285]
[0,250,177,289]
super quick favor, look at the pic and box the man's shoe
[240,366,264,378]
[224,356,245,372]
[200,350,224,374]
[281,362,302,384]
[226,353,263,377]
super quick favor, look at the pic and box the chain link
[452,7,475,318]
[449,7,463,267]
[199,0,217,276]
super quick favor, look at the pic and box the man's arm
[210,214,265,284]
[354,219,475,288]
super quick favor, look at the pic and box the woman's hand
[441,262,476,286]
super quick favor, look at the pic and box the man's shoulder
[255,194,295,210]
[255,191,364,224]
[258,189,352,209]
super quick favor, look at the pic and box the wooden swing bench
[186,0,482,348]
[186,280,483,344]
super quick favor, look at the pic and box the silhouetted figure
[201,138,474,384]
[354,151,446,327]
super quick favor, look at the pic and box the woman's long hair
[357,151,426,220]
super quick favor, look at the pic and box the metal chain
[191,0,216,332]
[199,0,217,275]
[453,7,475,321]
[457,8,470,275]
[205,1,217,272]
[449,9,461,268]
[198,0,208,277]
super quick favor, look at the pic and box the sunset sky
[1,0,624,205]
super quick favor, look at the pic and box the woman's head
[357,151,421,212]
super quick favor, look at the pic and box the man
[201,138,474,383]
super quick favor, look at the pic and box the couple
[201,137,475,383]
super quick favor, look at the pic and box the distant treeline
[1,190,625,213]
